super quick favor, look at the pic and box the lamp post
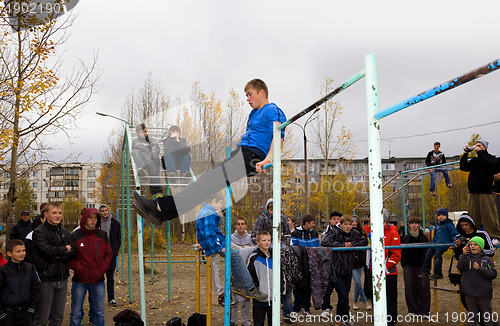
[96,111,129,123]
[292,108,320,215]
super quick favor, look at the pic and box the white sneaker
[289,312,299,319]
[352,303,359,310]
[320,309,331,318]
[300,308,311,316]
[492,238,500,246]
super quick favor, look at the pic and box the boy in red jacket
[382,213,401,326]
[68,208,112,326]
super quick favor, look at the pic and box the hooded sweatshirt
[69,208,112,283]
[231,230,253,247]
[251,199,291,245]
[454,213,495,259]
[99,204,122,256]
[457,251,497,299]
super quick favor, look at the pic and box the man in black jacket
[32,203,75,326]
[99,204,122,306]
[10,211,32,243]
[460,140,500,241]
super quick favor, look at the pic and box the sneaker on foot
[233,287,267,301]
[283,314,292,323]
[429,274,443,280]
[353,303,359,310]
[446,183,453,188]
[418,271,430,279]
[300,308,311,316]
[320,309,331,318]
[133,191,164,224]
[365,302,372,311]
[109,299,117,306]
[430,191,436,196]
[218,294,225,306]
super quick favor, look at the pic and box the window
[87,193,94,199]
[382,163,395,171]
[87,182,96,188]
[86,204,95,208]
[66,169,79,175]
[33,171,38,178]
[33,182,38,188]
[45,171,50,177]
[87,170,96,178]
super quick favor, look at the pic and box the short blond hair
[256,230,271,242]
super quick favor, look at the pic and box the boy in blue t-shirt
[134,79,286,223]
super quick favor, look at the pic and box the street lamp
[96,112,129,123]
[292,108,320,215]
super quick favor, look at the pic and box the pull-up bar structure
[268,55,500,326]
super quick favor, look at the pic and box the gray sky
[55,0,500,163]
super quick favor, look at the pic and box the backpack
[166,317,185,326]
[187,313,206,326]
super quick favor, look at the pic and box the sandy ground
[66,244,500,326]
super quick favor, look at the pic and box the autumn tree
[311,77,356,217]
[94,131,122,213]
[0,6,99,234]
[14,176,36,217]
[61,197,83,228]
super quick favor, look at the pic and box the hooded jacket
[162,136,191,156]
[99,204,122,256]
[247,247,273,306]
[372,223,401,276]
[231,230,253,247]
[69,208,112,284]
[454,213,494,259]
[251,199,291,245]
[132,135,160,163]
[10,218,32,242]
[291,225,319,247]
[401,229,429,267]
[457,251,497,299]
[431,217,458,249]
[460,150,498,193]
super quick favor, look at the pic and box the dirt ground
[69,244,500,326]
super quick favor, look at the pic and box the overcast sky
[53,0,500,163]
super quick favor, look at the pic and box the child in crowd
[419,208,458,280]
[456,236,497,326]
[195,192,266,303]
[291,215,319,316]
[247,231,273,326]
[0,239,40,326]
[231,217,252,326]
[401,216,430,318]
[454,213,495,259]
[287,216,296,233]
[252,199,291,246]
[321,215,368,325]
[322,211,342,238]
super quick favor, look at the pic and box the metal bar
[375,58,500,120]
[400,160,459,175]
[124,126,133,303]
[167,220,171,301]
[401,171,407,234]
[271,121,282,325]
[224,147,232,326]
[136,199,146,323]
[365,54,387,326]
[353,173,400,212]
[278,69,366,130]
[206,255,212,326]
[195,250,201,313]
[382,174,421,203]
[151,224,154,281]
[120,147,125,282]
[421,173,426,231]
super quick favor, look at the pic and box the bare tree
[0,10,100,233]
[311,77,356,216]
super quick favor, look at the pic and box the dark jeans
[252,304,272,326]
[421,248,444,276]
[464,295,495,326]
[33,279,68,326]
[403,265,430,315]
[334,273,352,319]
[157,147,262,220]
[282,289,292,316]
[106,255,118,301]
[386,275,398,326]
[163,153,191,173]
[293,288,311,313]
[0,308,33,326]
[363,266,373,301]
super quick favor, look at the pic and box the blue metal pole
[375,58,500,120]
[224,147,232,326]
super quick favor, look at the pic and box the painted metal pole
[206,255,212,326]
[224,147,232,326]
[151,224,155,280]
[136,195,147,323]
[400,171,407,234]
[195,249,201,313]
[421,173,426,231]
[120,147,125,282]
[167,220,171,301]
[124,126,133,303]
[375,58,500,120]
[365,54,388,326]
[271,121,282,325]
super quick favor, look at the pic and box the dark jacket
[69,208,113,284]
[252,209,291,246]
[460,150,497,193]
[291,226,319,247]
[32,221,75,282]
[10,219,32,242]
[454,213,495,259]
[425,150,446,167]
[0,259,40,310]
[290,244,310,291]
[457,252,497,299]
[401,230,429,267]
[109,218,122,256]
[432,217,458,249]
[162,136,191,156]
[321,228,367,275]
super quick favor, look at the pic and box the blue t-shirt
[238,103,286,157]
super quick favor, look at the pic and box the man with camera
[460,140,500,243]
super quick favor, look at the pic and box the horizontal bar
[375,58,500,120]
[146,260,225,264]
[278,69,365,131]
[328,243,455,251]
[430,286,460,293]
[401,160,460,175]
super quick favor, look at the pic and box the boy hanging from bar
[134,79,287,223]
